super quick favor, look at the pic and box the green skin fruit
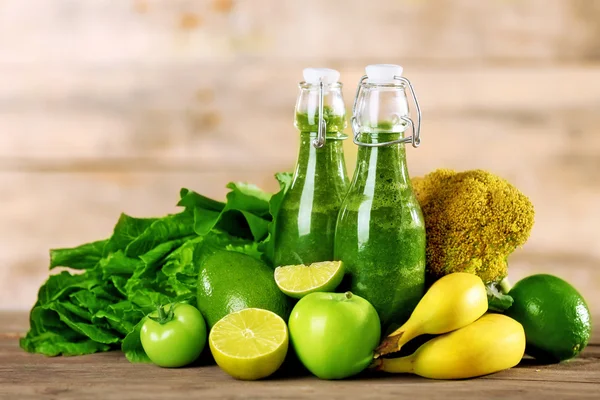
[288,292,381,380]
[506,274,592,363]
[140,303,207,368]
[197,250,292,328]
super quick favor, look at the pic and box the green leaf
[193,208,224,237]
[226,241,263,261]
[125,212,195,257]
[161,237,203,278]
[21,176,288,363]
[224,182,271,218]
[261,172,293,266]
[238,211,270,241]
[191,183,273,241]
[93,301,143,336]
[105,214,158,254]
[45,302,121,344]
[127,288,172,313]
[110,275,129,296]
[20,331,111,357]
[70,289,119,316]
[122,318,151,363]
[37,271,100,306]
[138,237,190,267]
[178,188,225,212]
[60,301,94,321]
[50,239,108,270]
[98,251,141,279]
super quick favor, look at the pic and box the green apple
[288,291,381,379]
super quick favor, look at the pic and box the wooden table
[1,311,599,399]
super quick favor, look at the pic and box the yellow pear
[375,272,487,357]
[373,313,526,379]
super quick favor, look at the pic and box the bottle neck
[295,83,346,134]
[293,132,347,181]
[353,132,410,185]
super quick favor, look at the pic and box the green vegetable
[486,279,514,312]
[20,175,293,362]
[411,169,535,284]
[140,303,207,368]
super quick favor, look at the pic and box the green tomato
[140,303,207,368]
[288,292,381,379]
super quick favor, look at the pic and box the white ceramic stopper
[366,64,404,84]
[302,68,340,85]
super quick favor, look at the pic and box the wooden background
[1,0,599,314]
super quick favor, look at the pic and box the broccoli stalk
[499,277,513,293]
[412,169,534,311]
[487,278,514,312]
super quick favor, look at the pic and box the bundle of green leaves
[20,173,292,362]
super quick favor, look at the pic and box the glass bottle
[274,68,349,266]
[334,64,426,330]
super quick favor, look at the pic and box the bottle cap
[302,68,340,85]
[365,64,403,84]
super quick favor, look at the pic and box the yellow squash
[373,313,526,379]
[376,272,487,357]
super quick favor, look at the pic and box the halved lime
[209,308,288,380]
[274,261,345,299]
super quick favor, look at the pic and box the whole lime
[197,250,291,328]
[506,274,592,363]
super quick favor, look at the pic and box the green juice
[273,110,349,266]
[334,132,426,330]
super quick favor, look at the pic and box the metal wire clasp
[312,79,327,148]
[351,75,422,148]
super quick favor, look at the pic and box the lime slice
[274,261,345,299]
[209,308,288,380]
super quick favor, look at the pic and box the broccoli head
[411,169,535,283]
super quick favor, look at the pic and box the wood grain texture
[1,0,599,311]
[1,0,599,65]
[2,65,600,163]
[1,312,599,400]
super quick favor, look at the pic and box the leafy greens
[20,174,292,362]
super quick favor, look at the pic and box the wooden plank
[2,378,599,400]
[4,312,599,398]
[1,0,598,66]
[1,326,599,400]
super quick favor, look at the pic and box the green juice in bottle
[274,68,349,266]
[334,64,426,331]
